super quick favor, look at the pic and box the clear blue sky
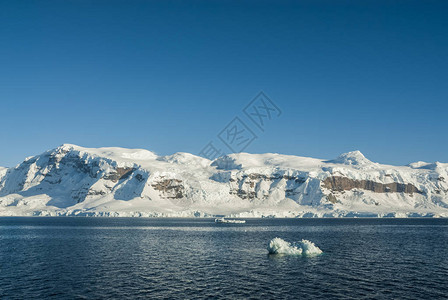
[1,0,447,167]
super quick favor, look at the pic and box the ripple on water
[0,217,448,299]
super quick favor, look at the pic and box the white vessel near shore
[214,217,246,224]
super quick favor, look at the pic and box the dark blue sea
[1,218,447,299]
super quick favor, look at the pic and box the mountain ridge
[0,144,447,217]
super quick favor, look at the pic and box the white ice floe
[267,238,323,256]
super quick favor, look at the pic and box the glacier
[0,144,447,217]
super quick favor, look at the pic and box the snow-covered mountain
[0,144,447,217]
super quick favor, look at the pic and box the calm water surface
[1,217,447,299]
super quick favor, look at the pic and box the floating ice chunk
[267,238,323,256]
[268,237,303,255]
[299,239,323,256]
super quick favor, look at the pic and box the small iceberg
[267,238,323,256]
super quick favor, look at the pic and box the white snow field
[267,238,323,256]
[0,144,447,217]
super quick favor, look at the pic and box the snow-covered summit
[325,150,374,166]
[53,144,159,162]
[212,153,323,171]
[408,161,448,171]
[158,152,210,166]
[0,144,447,217]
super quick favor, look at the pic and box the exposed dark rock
[103,167,135,182]
[230,189,258,200]
[87,190,106,196]
[327,193,338,204]
[229,173,306,200]
[135,174,145,182]
[240,173,306,182]
[46,178,62,185]
[43,153,101,182]
[72,186,90,203]
[323,176,421,194]
[285,189,299,197]
[152,179,184,199]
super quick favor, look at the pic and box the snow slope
[0,167,7,182]
[0,144,447,217]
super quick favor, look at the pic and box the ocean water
[1,218,447,299]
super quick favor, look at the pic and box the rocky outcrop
[322,176,421,194]
[326,193,338,204]
[151,179,184,199]
[103,167,135,182]
[229,173,306,200]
